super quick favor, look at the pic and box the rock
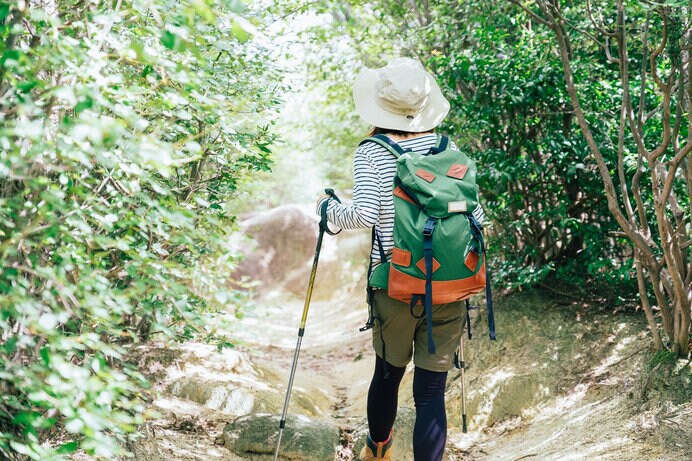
[168,378,257,416]
[234,205,319,297]
[232,204,370,301]
[223,413,340,461]
[175,343,256,376]
[167,375,324,418]
[153,344,328,420]
[485,374,551,426]
[126,427,167,461]
[164,345,280,417]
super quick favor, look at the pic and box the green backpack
[363,134,496,352]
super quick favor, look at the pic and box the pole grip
[320,189,342,236]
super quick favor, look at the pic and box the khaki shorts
[371,289,466,372]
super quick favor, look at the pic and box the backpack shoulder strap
[436,134,450,151]
[430,134,450,155]
[359,134,406,158]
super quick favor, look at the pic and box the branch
[409,0,428,27]
[616,0,638,228]
[586,0,617,38]
[10,264,78,313]
[650,11,668,91]
[631,154,652,241]
[506,0,550,26]
[650,75,674,161]
[605,37,620,65]
[421,0,432,25]
[546,1,608,49]
[635,252,665,350]
[636,12,651,137]
[660,142,692,203]
[549,14,656,262]
[271,0,322,23]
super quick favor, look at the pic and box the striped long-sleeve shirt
[322,133,485,264]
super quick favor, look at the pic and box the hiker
[316,57,486,461]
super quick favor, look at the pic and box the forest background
[0,0,690,460]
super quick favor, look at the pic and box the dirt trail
[96,207,691,461]
[223,287,692,461]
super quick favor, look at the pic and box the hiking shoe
[358,431,393,461]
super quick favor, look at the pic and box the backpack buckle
[423,218,436,237]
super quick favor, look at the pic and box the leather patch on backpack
[416,257,441,274]
[465,251,480,271]
[394,186,417,205]
[415,169,436,183]
[447,164,468,180]
[391,248,411,267]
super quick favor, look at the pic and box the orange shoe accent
[358,431,393,461]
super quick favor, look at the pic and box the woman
[317,57,484,461]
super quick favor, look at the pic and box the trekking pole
[273,189,341,461]
[460,299,473,433]
[459,327,468,433]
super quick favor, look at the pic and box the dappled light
[1,1,690,461]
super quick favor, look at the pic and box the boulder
[223,413,340,461]
[485,374,550,426]
[234,205,319,297]
[167,375,323,418]
[167,378,257,416]
[232,204,370,301]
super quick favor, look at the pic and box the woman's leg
[367,355,406,441]
[412,366,448,461]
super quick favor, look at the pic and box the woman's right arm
[318,147,381,230]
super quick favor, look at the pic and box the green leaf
[39,347,50,366]
[75,96,94,114]
[56,441,79,454]
[191,0,215,23]
[231,19,250,43]
[4,336,17,354]
[160,30,177,50]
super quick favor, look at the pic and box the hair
[369,126,434,137]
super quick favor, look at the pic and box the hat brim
[353,67,450,132]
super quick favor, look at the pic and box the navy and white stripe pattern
[324,134,485,263]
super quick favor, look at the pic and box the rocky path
[125,287,691,461]
[109,206,691,461]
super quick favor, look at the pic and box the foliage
[507,0,690,356]
[425,0,627,290]
[0,0,283,459]
[269,0,690,357]
[272,0,629,291]
[648,349,680,370]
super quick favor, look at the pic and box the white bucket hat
[353,57,450,132]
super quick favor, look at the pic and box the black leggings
[367,356,448,461]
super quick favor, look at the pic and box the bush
[0,1,283,459]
